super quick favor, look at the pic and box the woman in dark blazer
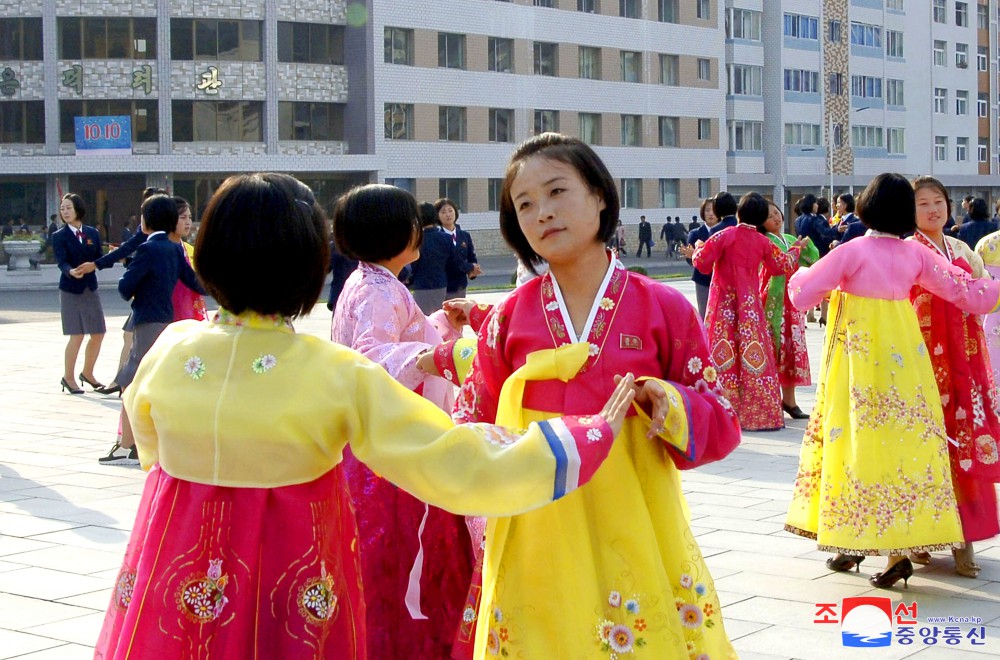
[52,193,106,394]
[435,197,480,299]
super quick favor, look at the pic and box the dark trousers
[636,241,651,258]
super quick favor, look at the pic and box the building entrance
[67,175,145,245]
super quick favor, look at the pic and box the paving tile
[11,643,96,660]
[0,630,64,658]
[0,536,53,558]
[0,513,84,538]
[57,588,113,611]
[25,527,130,554]
[0,593,97,630]
[4,545,122,574]
[22,611,106,647]
[734,624,923,660]
[694,529,816,558]
[0,567,110,600]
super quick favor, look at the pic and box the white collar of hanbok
[548,255,619,345]
[914,229,953,262]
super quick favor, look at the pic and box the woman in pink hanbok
[976,231,1000,385]
[693,193,804,431]
[330,184,480,659]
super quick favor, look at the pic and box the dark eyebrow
[513,176,568,202]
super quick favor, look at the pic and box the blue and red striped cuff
[537,415,615,500]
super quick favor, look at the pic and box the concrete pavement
[1,282,999,658]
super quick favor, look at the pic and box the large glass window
[59,18,156,59]
[886,79,905,106]
[657,0,678,23]
[579,46,600,79]
[579,113,601,145]
[957,90,970,115]
[956,43,969,68]
[850,75,883,99]
[620,0,639,18]
[935,136,947,160]
[887,128,905,155]
[784,69,820,93]
[621,114,641,146]
[278,23,344,64]
[933,40,946,66]
[0,101,44,143]
[659,54,678,86]
[438,33,466,69]
[852,125,884,148]
[489,108,513,142]
[489,38,514,73]
[60,100,158,143]
[620,179,641,208]
[384,103,413,140]
[658,116,678,147]
[0,18,43,60]
[934,88,948,113]
[850,22,881,48]
[728,9,761,41]
[933,0,946,23]
[783,14,818,40]
[731,65,762,95]
[534,109,559,133]
[534,42,557,76]
[384,27,413,65]
[171,19,260,61]
[278,102,344,140]
[621,51,641,82]
[171,101,263,141]
[957,137,969,161]
[658,179,678,207]
[784,123,821,146]
[730,120,762,151]
[885,30,903,58]
[439,179,467,212]
[578,0,598,12]
[956,2,969,26]
[438,106,466,141]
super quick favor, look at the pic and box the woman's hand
[631,378,673,439]
[678,244,696,259]
[442,298,477,330]
[601,373,636,438]
[416,350,439,376]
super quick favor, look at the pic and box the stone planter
[3,240,43,271]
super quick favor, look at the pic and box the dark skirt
[115,322,169,390]
[60,288,106,336]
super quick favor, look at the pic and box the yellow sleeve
[346,358,615,517]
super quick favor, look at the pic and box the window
[170,19,259,61]
[957,90,969,115]
[731,65,762,95]
[384,27,413,65]
[658,0,678,23]
[851,125,884,148]
[933,0,946,23]
[620,179,642,208]
[61,17,157,59]
[935,136,947,160]
[621,114,641,146]
[696,0,710,20]
[885,30,903,58]
[698,178,711,198]
[385,178,415,194]
[784,123,822,146]
[829,73,844,95]
[1,101,45,143]
[384,103,413,140]
[659,54,678,86]
[277,102,344,141]
[620,0,639,18]
[279,23,343,64]
[579,46,600,79]
[579,113,601,145]
[658,116,678,147]
[957,137,970,161]
[934,88,948,113]
[783,14,818,40]
[488,178,502,212]
[979,138,989,163]
[828,20,841,43]
[850,22,881,48]
[956,43,969,68]
[783,124,820,149]
[439,106,466,141]
[851,75,882,99]
[534,109,559,133]
[171,101,263,141]
[534,42,557,76]
[488,38,513,73]
[697,118,711,141]
[659,179,679,207]
[832,122,844,147]
[979,3,989,29]
[933,41,948,68]
[534,0,555,6]
[730,120,762,151]
[697,58,711,81]
[979,92,989,117]
[621,51,641,82]
[578,0,598,13]
[886,0,904,9]
[438,33,466,69]
[439,179,467,213]
[0,18,43,60]
[887,127,905,154]
[957,2,969,26]
[728,9,761,41]
[784,69,820,93]
[979,45,989,71]
[886,79,904,106]
[488,108,513,142]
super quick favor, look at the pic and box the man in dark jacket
[636,216,653,258]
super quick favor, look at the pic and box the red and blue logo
[840,597,893,647]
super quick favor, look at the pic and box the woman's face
[764,205,784,234]
[176,206,193,237]
[703,205,718,227]
[836,198,848,215]
[438,203,457,230]
[59,199,77,224]
[510,156,606,266]
[915,186,949,234]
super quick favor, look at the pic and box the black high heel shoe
[782,403,810,420]
[869,558,914,589]
[95,383,122,396]
[60,377,84,394]
[818,317,827,327]
[826,553,865,572]
[79,372,104,389]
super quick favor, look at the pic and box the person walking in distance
[636,215,652,258]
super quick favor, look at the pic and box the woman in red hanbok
[693,193,804,431]
[907,176,1000,577]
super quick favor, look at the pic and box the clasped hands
[69,262,97,278]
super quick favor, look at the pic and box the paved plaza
[1,279,1000,659]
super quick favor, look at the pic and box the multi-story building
[1,0,998,255]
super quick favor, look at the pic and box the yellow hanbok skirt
[785,292,964,554]
[474,412,736,659]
